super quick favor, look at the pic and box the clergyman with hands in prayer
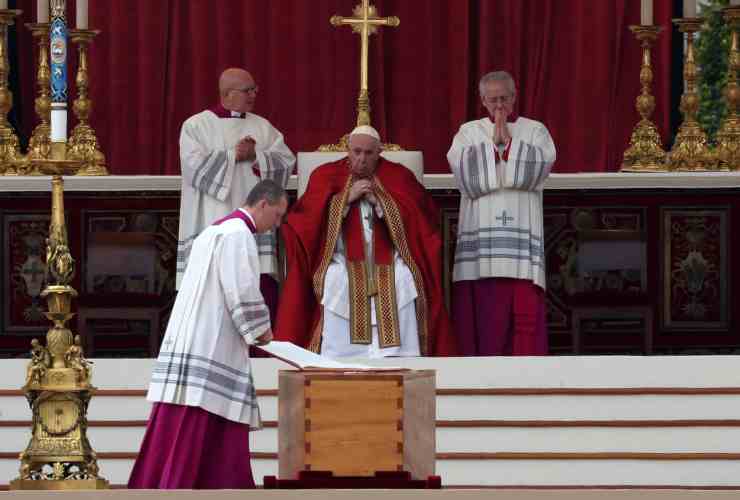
[447,70,556,356]
[176,67,295,322]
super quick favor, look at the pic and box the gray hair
[479,71,516,98]
[245,179,286,207]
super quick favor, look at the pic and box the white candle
[640,0,653,25]
[51,106,67,143]
[77,0,88,29]
[684,0,696,18]
[37,0,49,23]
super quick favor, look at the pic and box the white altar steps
[2,356,740,492]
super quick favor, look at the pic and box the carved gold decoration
[668,18,715,171]
[0,9,24,175]
[24,23,52,174]
[10,146,108,491]
[320,1,403,151]
[69,29,108,176]
[715,6,740,171]
[621,25,667,172]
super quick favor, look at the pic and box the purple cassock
[453,277,547,356]
[129,209,262,489]
[127,403,256,489]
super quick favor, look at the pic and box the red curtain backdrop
[15,0,674,174]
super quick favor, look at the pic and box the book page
[256,341,404,371]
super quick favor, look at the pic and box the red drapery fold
[15,0,674,175]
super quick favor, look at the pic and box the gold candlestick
[668,18,715,171]
[11,147,108,490]
[69,29,108,176]
[24,23,52,174]
[0,9,24,175]
[715,6,740,171]
[622,25,667,172]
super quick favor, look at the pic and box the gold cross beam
[330,1,399,128]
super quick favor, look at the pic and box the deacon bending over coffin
[129,180,287,489]
[177,67,295,321]
[276,126,456,358]
[447,70,556,356]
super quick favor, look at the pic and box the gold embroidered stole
[306,174,430,354]
[344,202,400,348]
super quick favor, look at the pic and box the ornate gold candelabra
[715,6,740,171]
[10,145,108,490]
[0,9,24,175]
[668,18,715,171]
[24,23,52,174]
[622,25,667,172]
[68,29,108,176]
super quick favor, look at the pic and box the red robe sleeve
[374,162,457,356]
[274,161,348,348]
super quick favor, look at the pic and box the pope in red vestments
[276,126,456,356]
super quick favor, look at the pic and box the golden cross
[330,1,399,127]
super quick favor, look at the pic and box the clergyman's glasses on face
[234,85,259,95]
[485,95,512,105]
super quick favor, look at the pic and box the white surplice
[148,210,267,428]
[447,117,556,290]
[320,200,420,359]
[176,110,295,288]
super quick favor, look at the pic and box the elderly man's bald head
[219,68,257,113]
[219,68,253,96]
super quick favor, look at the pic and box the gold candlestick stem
[622,25,667,172]
[668,18,715,171]
[24,23,52,174]
[0,9,24,175]
[715,6,740,171]
[69,29,108,176]
[11,151,108,490]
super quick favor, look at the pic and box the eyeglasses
[233,85,259,95]
[484,95,512,105]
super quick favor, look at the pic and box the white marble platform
[3,356,740,488]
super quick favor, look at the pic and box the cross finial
[330,1,400,128]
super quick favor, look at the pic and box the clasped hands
[492,109,512,146]
[348,178,379,208]
[235,136,257,162]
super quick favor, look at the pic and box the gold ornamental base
[10,145,108,490]
[10,478,109,490]
[621,162,667,173]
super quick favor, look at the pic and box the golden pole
[330,0,399,128]
[715,6,740,171]
[24,23,52,174]
[320,1,401,152]
[668,18,715,171]
[0,9,23,175]
[69,29,108,176]
[622,25,667,172]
